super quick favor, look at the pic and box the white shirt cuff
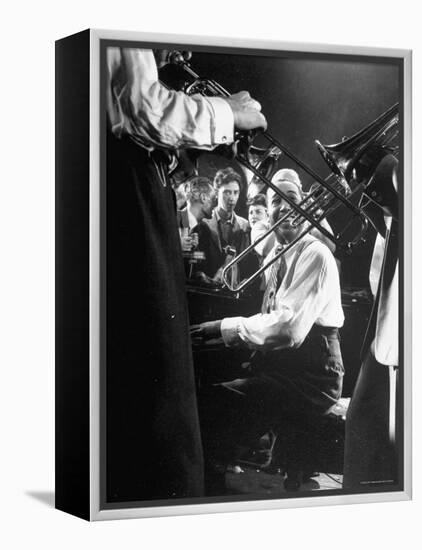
[221,317,244,347]
[206,97,234,145]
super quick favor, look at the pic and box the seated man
[267,168,336,254]
[247,170,336,270]
[191,183,344,493]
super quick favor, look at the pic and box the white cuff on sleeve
[221,317,244,347]
[207,97,234,145]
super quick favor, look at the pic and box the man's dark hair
[213,167,242,190]
[185,176,214,203]
[247,193,267,208]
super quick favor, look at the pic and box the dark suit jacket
[200,209,258,281]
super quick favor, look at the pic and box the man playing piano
[191,181,344,493]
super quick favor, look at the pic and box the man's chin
[276,228,297,241]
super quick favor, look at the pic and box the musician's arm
[107,47,234,150]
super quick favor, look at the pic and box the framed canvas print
[55,29,412,521]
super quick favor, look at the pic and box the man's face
[217,181,240,213]
[268,181,303,243]
[201,189,217,219]
[248,205,268,226]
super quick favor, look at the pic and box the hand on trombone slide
[225,91,268,132]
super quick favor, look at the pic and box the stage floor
[226,466,343,494]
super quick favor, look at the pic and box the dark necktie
[261,245,287,314]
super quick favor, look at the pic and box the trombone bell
[315,103,399,184]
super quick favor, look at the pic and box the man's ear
[199,192,206,203]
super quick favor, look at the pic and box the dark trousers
[106,133,204,501]
[343,351,397,488]
[199,325,343,491]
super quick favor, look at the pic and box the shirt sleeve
[106,47,234,150]
[221,243,335,350]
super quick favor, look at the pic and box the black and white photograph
[3,0,420,546]
[100,36,406,512]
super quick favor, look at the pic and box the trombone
[169,52,399,293]
[225,174,358,293]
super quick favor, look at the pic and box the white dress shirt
[221,234,344,351]
[106,48,234,150]
[186,207,199,231]
[369,217,398,366]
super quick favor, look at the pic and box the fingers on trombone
[234,91,262,111]
[248,98,262,112]
[256,111,268,131]
[235,90,251,101]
